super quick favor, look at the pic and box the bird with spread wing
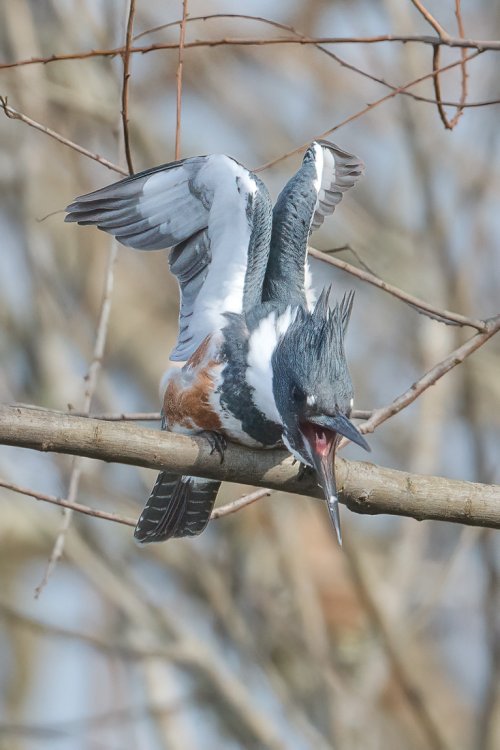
[66,140,369,545]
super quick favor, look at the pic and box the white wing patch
[309,141,364,233]
[188,158,256,351]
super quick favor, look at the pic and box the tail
[134,472,221,543]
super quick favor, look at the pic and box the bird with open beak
[66,139,370,544]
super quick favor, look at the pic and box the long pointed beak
[300,414,369,546]
[299,422,343,545]
[309,436,342,545]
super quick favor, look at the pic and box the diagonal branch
[0,478,136,527]
[308,247,488,331]
[410,0,450,40]
[360,314,500,435]
[256,49,483,171]
[0,97,127,175]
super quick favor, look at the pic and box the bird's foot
[203,431,227,464]
[297,462,314,481]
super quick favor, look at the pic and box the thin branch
[1,405,500,528]
[35,240,119,597]
[431,14,468,134]
[0,97,127,175]
[432,45,448,129]
[79,410,162,421]
[174,13,488,113]
[308,247,488,331]
[432,0,468,130]
[256,49,483,171]
[410,0,450,40]
[121,0,136,174]
[175,0,189,160]
[0,478,136,527]
[0,10,491,115]
[322,244,378,275]
[2,34,500,72]
[133,14,471,114]
[1,477,271,526]
[13,404,372,422]
[447,0,469,129]
[211,488,271,519]
[360,314,500,436]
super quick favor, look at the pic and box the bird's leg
[202,431,227,464]
[297,462,314,481]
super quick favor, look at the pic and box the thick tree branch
[1,405,499,529]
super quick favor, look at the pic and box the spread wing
[263,140,364,307]
[65,155,273,360]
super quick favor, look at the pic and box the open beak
[300,414,370,546]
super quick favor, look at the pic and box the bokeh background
[1,1,499,749]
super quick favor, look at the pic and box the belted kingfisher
[66,140,369,545]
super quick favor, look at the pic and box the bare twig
[2,405,500,528]
[308,247,488,331]
[79,410,162,421]
[211,488,271,519]
[256,49,483,171]
[0,97,127,175]
[1,34,500,72]
[0,478,136,527]
[360,314,500,436]
[175,0,189,160]
[0,478,271,527]
[431,8,468,135]
[188,14,487,113]
[12,404,372,422]
[35,240,119,597]
[432,0,467,130]
[121,0,136,174]
[4,6,497,123]
[410,0,450,40]
[448,0,469,129]
[106,12,500,115]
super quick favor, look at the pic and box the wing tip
[313,139,365,175]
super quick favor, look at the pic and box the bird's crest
[294,286,355,363]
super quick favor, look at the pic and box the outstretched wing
[65,155,273,360]
[263,140,364,307]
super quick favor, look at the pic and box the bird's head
[272,288,370,544]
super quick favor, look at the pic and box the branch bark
[1,405,499,529]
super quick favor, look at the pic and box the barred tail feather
[134,472,221,543]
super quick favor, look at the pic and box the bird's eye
[292,385,306,403]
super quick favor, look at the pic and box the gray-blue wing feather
[66,155,273,360]
[263,141,364,307]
